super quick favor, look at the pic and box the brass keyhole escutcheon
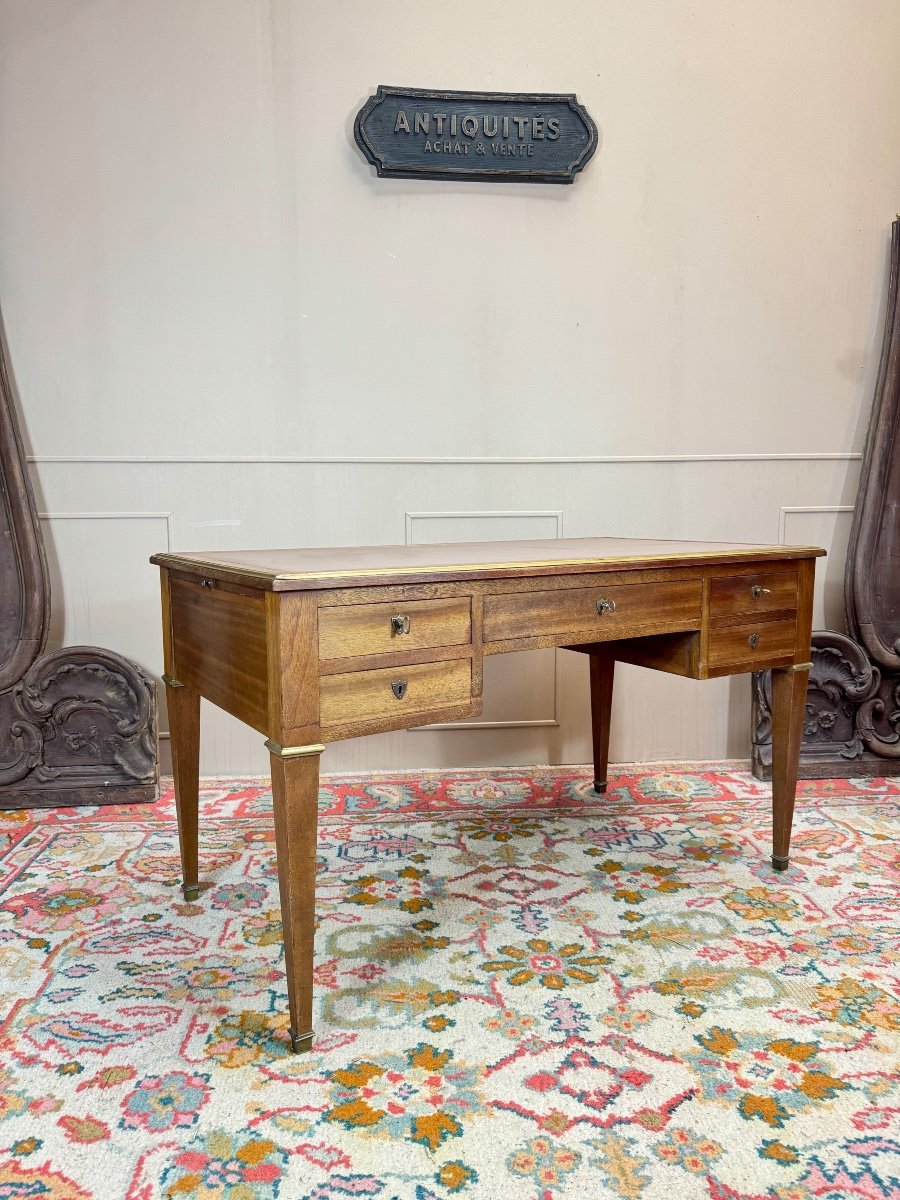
[391,680,408,700]
[748,633,760,649]
[751,584,772,600]
[596,598,616,615]
[391,615,411,636]
[200,578,215,589]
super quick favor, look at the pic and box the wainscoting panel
[39,512,173,674]
[780,506,855,631]
[29,456,859,775]
[407,511,561,730]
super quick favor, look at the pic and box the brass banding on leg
[264,740,326,759]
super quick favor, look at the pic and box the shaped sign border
[354,84,598,185]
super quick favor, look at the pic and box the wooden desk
[151,536,823,1053]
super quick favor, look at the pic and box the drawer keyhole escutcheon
[200,578,214,589]
[751,585,772,600]
[596,598,617,615]
[391,680,408,700]
[748,632,760,649]
[391,615,411,636]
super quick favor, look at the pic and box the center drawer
[319,597,471,660]
[483,580,702,644]
[319,658,472,728]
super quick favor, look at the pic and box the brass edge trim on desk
[264,740,326,759]
[274,548,825,581]
[153,545,827,586]
[785,662,813,672]
[161,674,184,688]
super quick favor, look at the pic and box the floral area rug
[0,764,898,1200]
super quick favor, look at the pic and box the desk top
[151,536,825,591]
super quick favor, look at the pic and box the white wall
[1,0,898,774]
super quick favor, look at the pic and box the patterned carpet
[0,764,898,1200]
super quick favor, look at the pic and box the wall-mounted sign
[354,86,597,184]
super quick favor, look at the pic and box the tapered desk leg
[166,678,201,901]
[268,742,322,1054]
[589,651,615,794]
[770,664,810,872]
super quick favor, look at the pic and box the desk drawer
[319,598,471,660]
[319,658,472,727]
[709,571,797,620]
[707,618,797,670]
[483,580,702,644]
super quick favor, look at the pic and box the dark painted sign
[354,86,597,184]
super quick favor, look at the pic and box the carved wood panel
[753,218,900,778]
[0,312,157,809]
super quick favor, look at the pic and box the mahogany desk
[151,536,823,1053]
